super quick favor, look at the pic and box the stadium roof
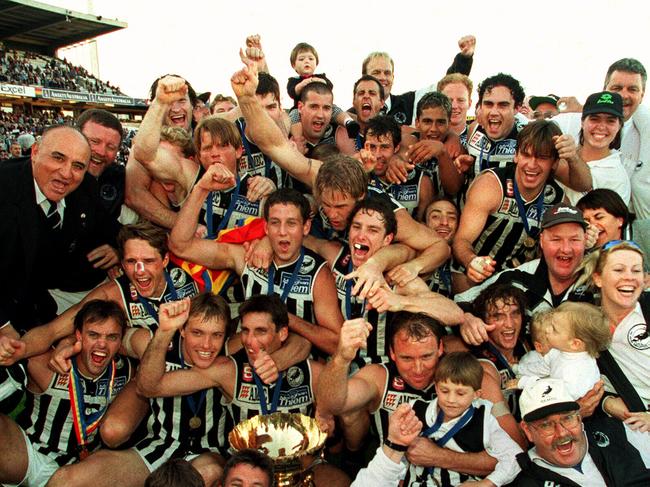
[0,0,126,55]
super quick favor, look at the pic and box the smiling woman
[564,91,631,205]
[580,241,650,427]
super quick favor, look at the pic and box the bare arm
[415,174,435,222]
[231,58,322,187]
[316,318,381,415]
[125,155,177,229]
[395,209,450,263]
[168,165,244,273]
[406,439,497,476]
[552,134,593,192]
[452,172,501,283]
[228,332,311,370]
[305,266,344,356]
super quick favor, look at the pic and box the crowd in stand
[0,46,124,95]
[1,32,650,487]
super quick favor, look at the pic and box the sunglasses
[601,239,642,252]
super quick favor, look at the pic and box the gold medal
[189,416,202,429]
[524,236,536,248]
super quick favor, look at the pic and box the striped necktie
[46,199,62,230]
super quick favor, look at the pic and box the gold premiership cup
[229,412,327,487]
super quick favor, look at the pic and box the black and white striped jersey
[115,262,199,331]
[134,333,229,469]
[17,355,134,466]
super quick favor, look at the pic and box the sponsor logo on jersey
[278,386,311,408]
[129,302,149,319]
[129,283,138,301]
[506,179,514,197]
[543,185,558,204]
[233,196,261,216]
[390,184,418,202]
[243,365,254,383]
[279,273,313,295]
[392,376,405,391]
[468,130,492,153]
[494,139,517,156]
[384,391,421,411]
[55,374,70,388]
[171,283,198,299]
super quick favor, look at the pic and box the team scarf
[169,217,266,294]
[68,356,116,456]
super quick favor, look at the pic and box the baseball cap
[529,94,559,111]
[196,92,211,105]
[520,378,579,422]
[582,91,623,119]
[541,203,588,230]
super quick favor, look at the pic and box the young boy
[507,302,610,399]
[404,352,522,487]
[287,42,359,140]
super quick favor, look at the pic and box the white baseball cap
[519,378,579,422]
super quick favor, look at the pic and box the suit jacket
[0,159,120,332]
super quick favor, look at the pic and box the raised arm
[132,75,189,183]
[136,299,222,398]
[316,318,381,415]
[551,134,593,192]
[168,164,244,273]
[231,58,321,187]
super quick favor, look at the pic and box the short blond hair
[160,126,195,158]
[552,302,611,357]
[530,310,553,345]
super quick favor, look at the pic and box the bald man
[0,126,120,336]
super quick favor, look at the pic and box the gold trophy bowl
[229,412,328,486]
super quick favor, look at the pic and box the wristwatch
[383,438,408,452]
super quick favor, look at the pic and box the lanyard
[512,178,544,238]
[238,119,272,178]
[420,405,475,482]
[179,343,207,426]
[478,136,491,172]
[355,134,364,152]
[345,260,366,320]
[267,248,305,303]
[136,271,178,323]
[485,342,515,377]
[68,357,116,452]
[206,172,241,239]
[253,370,284,415]
[437,263,452,292]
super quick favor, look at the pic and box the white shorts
[4,428,60,487]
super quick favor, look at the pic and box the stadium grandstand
[0,0,144,162]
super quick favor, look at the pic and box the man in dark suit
[0,126,120,337]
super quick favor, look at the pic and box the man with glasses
[513,378,650,486]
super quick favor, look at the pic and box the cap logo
[542,385,553,396]
[553,206,577,215]
[597,93,614,105]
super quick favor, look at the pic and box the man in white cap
[513,378,650,486]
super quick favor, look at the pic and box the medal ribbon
[68,357,116,451]
[238,119,272,178]
[512,178,544,239]
[137,271,178,323]
[267,248,305,303]
[345,260,366,320]
[253,371,284,415]
[179,343,207,427]
[419,405,475,482]
[206,172,241,239]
